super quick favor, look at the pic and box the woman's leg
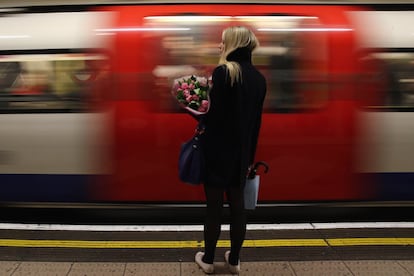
[202,185,224,264]
[226,185,246,265]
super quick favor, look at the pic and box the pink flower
[201,100,209,108]
[183,90,190,97]
[186,95,193,103]
[192,95,199,101]
[181,82,189,89]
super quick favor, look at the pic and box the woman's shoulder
[212,65,228,83]
[212,64,227,75]
[251,66,266,83]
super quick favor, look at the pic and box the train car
[0,1,413,211]
[348,8,414,201]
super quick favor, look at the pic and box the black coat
[203,47,266,188]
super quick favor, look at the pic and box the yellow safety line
[242,239,328,247]
[0,238,412,249]
[0,239,200,249]
[327,238,414,246]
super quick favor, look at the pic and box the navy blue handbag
[178,124,205,185]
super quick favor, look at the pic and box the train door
[246,8,363,201]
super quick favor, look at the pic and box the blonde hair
[219,26,259,86]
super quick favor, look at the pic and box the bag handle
[195,116,206,135]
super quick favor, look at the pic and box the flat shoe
[224,250,240,274]
[195,251,214,274]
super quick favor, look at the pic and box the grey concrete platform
[1,260,414,275]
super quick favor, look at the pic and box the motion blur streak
[0,3,413,213]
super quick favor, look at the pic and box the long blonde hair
[219,26,259,86]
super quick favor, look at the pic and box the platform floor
[1,260,414,275]
[0,222,413,275]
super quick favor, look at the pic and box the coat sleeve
[204,65,228,127]
[249,78,267,166]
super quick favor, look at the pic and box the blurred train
[0,1,414,208]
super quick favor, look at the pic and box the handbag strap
[195,116,206,135]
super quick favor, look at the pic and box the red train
[0,2,413,205]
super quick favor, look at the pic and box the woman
[195,26,266,274]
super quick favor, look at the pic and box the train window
[146,15,329,113]
[247,16,329,112]
[358,51,414,110]
[145,16,227,113]
[0,53,109,113]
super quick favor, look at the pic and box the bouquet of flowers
[171,75,210,115]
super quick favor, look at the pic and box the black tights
[202,185,246,265]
